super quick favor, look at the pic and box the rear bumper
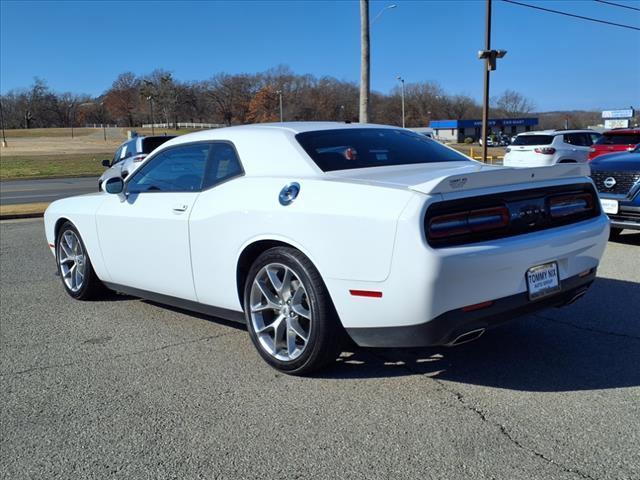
[346,269,596,348]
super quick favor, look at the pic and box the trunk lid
[325,161,590,195]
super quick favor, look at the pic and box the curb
[0,212,45,221]
[0,202,49,221]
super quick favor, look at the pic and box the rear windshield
[595,133,640,145]
[141,136,175,153]
[512,135,554,146]
[295,128,470,172]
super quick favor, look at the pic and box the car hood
[590,152,640,172]
[324,161,591,195]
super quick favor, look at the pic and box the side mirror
[105,177,124,194]
[102,159,111,167]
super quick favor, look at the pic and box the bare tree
[104,73,140,127]
[495,89,535,117]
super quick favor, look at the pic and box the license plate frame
[600,198,619,214]
[526,262,561,301]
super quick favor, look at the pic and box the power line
[594,0,640,12]
[501,0,640,31]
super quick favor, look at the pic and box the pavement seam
[370,349,597,480]
[2,331,234,377]
[534,313,640,341]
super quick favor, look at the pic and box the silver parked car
[99,136,175,190]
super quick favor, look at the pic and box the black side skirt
[103,282,246,324]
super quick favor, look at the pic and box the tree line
[1,65,593,131]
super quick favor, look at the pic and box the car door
[563,133,591,162]
[96,142,213,300]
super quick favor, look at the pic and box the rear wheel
[56,222,108,300]
[244,247,344,375]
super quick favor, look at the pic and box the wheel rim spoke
[249,263,313,362]
[291,286,311,319]
[57,230,85,293]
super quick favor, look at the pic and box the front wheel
[56,222,108,300]
[244,247,345,375]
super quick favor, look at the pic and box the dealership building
[429,117,539,142]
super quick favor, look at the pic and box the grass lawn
[0,153,110,180]
[3,128,97,138]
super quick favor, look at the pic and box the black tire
[243,247,345,375]
[55,221,109,300]
[609,227,623,240]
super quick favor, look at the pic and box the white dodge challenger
[44,122,609,374]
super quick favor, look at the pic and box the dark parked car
[590,145,640,238]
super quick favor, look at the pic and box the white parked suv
[504,130,601,167]
[98,135,175,190]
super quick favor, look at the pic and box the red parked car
[588,128,640,160]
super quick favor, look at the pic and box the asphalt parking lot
[1,219,639,480]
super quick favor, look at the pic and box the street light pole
[0,100,7,147]
[397,76,405,128]
[147,96,155,135]
[276,90,283,122]
[68,103,75,139]
[481,0,491,163]
[477,0,506,163]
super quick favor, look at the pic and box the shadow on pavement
[321,277,640,391]
[609,231,640,246]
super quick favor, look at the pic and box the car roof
[603,128,640,135]
[150,122,402,177]
[517,129,595,136]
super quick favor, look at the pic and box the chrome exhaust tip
[447,328,486,346]
[563,288,589,307]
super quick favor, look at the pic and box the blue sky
[1,0,639,111]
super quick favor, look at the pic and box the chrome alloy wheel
[249,263,312,361]
[57,230,86,292]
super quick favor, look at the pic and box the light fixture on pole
[477,0,506,163]
[397,76,405,128]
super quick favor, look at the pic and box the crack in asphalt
[1,332,234,377]
[371,349,597,480]
[534,313,640,341]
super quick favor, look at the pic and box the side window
[564,133,588,146]
[127,144,211,193]
[112,146,123,165]
[203,143,243,189]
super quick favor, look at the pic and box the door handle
[172,204,188,212]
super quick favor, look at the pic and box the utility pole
[0,100,7,147]
[478,0,506,163]
[276,90,283,122]
[397,76,405,128]
[359,0,370,123]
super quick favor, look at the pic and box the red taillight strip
[462,300,494,312]
[349,290,383,298]
[429,206,510,240]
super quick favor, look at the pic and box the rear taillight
[132,154,146,163]
[429,206,509,240]
[548,193,594,218]
[534,147,556,155]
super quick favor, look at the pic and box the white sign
[602,109,634,119]
[604,119,630,129]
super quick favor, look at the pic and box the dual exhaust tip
[447,288,589,347]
